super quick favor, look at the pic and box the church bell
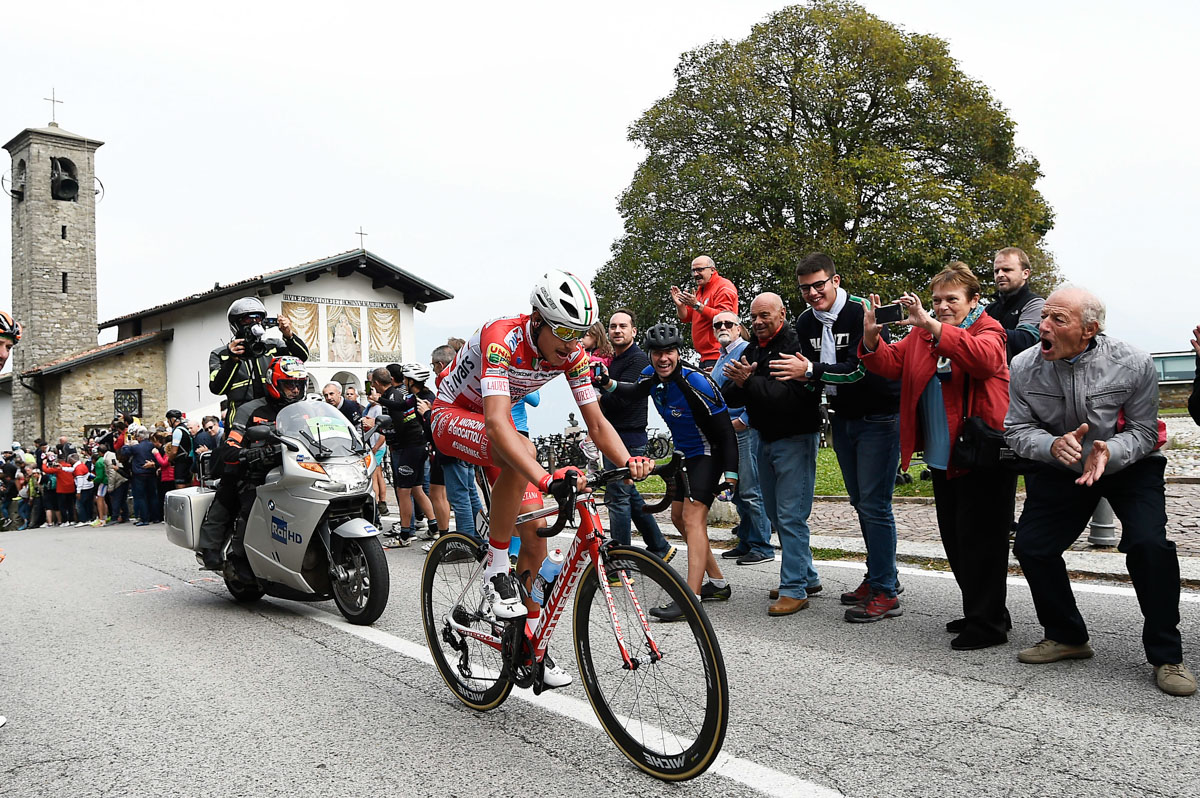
[50,159,78,201]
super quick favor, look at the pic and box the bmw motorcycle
[165,400,391,625]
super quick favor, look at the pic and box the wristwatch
[804,362,814,379]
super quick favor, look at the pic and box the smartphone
[263,316,279,328]
[874,303,906,324]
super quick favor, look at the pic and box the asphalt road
[2,524,1198,797]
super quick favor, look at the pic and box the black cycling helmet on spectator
[644,323,684,353]
[165,409,184,422]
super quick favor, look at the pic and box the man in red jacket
[670,255,739,371]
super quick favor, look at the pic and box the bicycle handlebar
[538,451,685,537]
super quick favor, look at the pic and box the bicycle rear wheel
[420,533,513,711]
[573,546,728,781]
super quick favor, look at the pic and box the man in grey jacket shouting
[1005,285,1194,696]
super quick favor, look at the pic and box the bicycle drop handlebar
[536,451,684,537]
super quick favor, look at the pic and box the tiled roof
[98,249,452,330]
[20,330,173,377]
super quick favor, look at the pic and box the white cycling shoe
[542,653,573,689]
[482,572,527,620]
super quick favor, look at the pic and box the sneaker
[1155,663,1198,697]
[482,572,527,619]
[542,652,573,689]
[840,579,871,606]
[699,581,732,602]
[653,546,677,564]
[422,527,439,541]
[736,551,775,566]
[382,533,409,549]
[721,546,750,560]
[845,591,902,623]
[412,518,428,533]
[421,540,436,553]
[649,600,686,621]
[377,503,390,517]
[1017,639,1094,664]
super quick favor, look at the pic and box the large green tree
[595,0,1056,325]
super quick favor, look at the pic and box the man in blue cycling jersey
[598,323,738,621]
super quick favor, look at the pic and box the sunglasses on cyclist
[712,320,738,330]
[547,324,587,342]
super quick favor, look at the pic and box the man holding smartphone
[770,253,904,623]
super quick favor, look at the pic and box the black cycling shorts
[677,454,722,508]
[429,449,446,486]
[389,444,428,489]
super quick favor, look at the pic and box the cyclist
[596,322,738,620]
[431,271,654,629]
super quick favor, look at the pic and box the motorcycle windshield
[275,401,363,458]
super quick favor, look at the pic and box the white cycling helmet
[401,363,431,384]
[529,270,598,336]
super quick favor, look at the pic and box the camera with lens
[238,317,285,357]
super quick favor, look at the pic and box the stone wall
[7,127,102,443]
[41,342,168,440]
[1162,384,1193,410]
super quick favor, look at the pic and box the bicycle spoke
[574,547,727,780]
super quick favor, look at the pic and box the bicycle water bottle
[530,548,565,606]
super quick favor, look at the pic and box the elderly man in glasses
[770,253,904,623]
[669,255,739,372]
[711,311,775,567]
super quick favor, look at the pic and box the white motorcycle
[165,400,391,625]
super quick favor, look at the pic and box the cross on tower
[355,226,368,249]
[43,88,63,124]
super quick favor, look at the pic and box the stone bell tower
[4,121,103,442]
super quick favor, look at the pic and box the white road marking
[290,604,843,798]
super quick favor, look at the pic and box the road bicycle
[644,427,673,461]
[420,453,728,781]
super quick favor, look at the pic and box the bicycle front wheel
[573,546,728,781]
[420,533,513,711]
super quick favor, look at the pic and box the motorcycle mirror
[244,425,275,444]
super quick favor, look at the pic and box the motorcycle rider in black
[199,356,308,575]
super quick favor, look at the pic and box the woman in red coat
[860,262,1015,651]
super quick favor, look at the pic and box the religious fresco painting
[327,304,363,363]
[368,307,402,363]
[280,300,320,362]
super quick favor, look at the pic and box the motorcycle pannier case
[164,487,217,550]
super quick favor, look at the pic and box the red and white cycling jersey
[436,313,597,412]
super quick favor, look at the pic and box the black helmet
[644,323,683,353]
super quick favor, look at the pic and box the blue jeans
[730,427,774,557]
[603,447,671,556]
[132,474,156,522]
[76,493,92,524]
[757,432,819,599]
[831,413,901,596]
[109,481,130,521]
[444,458,482,540]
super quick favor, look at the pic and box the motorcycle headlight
[311,462,369,493]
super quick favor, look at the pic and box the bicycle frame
[442,492,663,677]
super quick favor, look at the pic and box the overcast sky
[2,1,1197,435]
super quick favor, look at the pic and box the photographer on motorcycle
[209,297,310,429]
[204,356,309,580]
[199,299,310,569]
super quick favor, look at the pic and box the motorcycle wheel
[224,574,264,603]
[331,535,390,625]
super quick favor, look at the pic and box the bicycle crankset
[501,622,536,689]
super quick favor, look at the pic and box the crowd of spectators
[577,250,1197,697]
[0,410,204,530]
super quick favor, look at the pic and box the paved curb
[677,524,1200,586]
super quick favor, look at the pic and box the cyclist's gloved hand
[539,470,581,502]
[626,456,654,481]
